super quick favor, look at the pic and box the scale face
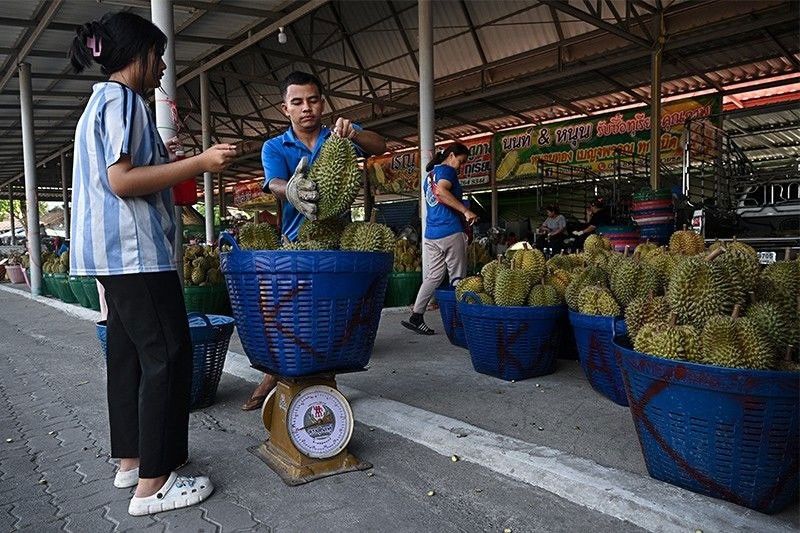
[287,385,354,459]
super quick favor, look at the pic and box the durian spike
[682,224,687,231]
[705,248,725,261]
[749,291,756,305]
[785,247,792,261]
[786,345,795,363]
[668,313,678,327]
[731,304,741,320]
[623,245,630,257]
[560,249,566,255]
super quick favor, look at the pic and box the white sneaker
[127,472,213,516]
[114,467,139,488]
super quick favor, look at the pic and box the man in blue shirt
[261,71,387,241]
[242,71,387,411]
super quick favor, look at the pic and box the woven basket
[183,284,230,314]
[458,292,562,381]
[69,276,91,308]
[52,273,78,304]
[435,287,467,348]
[81,277,101,311]
[96,313,234,410]
[219,233,392,377]
[615,336,799,513]
[384,271,422,307]
[569,311,628,406]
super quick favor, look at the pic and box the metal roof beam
[328,2,379,100]
[460,0,488,66]
[387,0,418,71]
[729,122,800,138]
[593,69,649,104]
[763,28,800,69]
[173,0,282,20]
[540,0,651,49]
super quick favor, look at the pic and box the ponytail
[425,142,470,172]
[69,21,106,73]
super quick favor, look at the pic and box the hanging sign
[233,182,277,210]
[367,134,493,194]
[492,95,722,181]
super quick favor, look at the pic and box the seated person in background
[572,198,609,246]
[536,204,566,253]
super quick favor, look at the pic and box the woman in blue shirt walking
[403,143,478,335]
[68,12,237,516]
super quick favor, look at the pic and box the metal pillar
[151,0,184,280]
[8,186,16,246]
[418,0,434,275]
[60,152,70,240]
[218,174,226,217]
[19,62,41,295]
[649,12,665,190]
[200,71,214,244]
[490,143,498,228]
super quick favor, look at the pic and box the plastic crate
[384,271,422,307]
[615,336,799,513]
[219,233,392,377]
[96,313,234,410]
[81,277,101,311]
[183,284,230,315]
[69,276,91,308]
[569,311,629,406]
[458,292,562,381]
[435,287,467,349]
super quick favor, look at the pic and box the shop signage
[233,181,277,210]
[492,95,722,181]
[367,134,493,194]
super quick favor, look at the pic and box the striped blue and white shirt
[70,82,177,276]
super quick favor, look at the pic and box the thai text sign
[367,134,493,194]
[493,95,721,181]
[233,181,276,210]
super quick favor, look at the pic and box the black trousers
[97,271,192,478]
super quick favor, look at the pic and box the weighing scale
[251,372,371,485]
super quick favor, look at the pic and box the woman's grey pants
[412,232,468,315]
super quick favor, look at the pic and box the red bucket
[173,178,198,206]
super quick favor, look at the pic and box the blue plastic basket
[569,311,629,406]
[614,336,799,513]
[458,292,563,381]
[219,233,392,377]
[95,313,234,409]
[435,288,467,349]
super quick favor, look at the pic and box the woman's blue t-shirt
[424,164,464,240]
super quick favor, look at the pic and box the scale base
[250,441,371,486]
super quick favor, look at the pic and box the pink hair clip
[86,35,102,58]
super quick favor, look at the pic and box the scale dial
[287,385,353,459]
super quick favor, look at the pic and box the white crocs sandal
[114,467,139,488]
[127,472,214,516]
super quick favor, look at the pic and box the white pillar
[19,62,42,295]
[200,70,214,244]
[151,0,184,280]
[418,0,434,277]
[60,152,70,240]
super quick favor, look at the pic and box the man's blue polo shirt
[262,125,363,241]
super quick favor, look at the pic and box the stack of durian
[454,245,564,308]
[183,245,223,286]
[559,228,798,371]
[236,220,395,254]
[466,242,492,271]
[393,239,421,272]
[42,251,67,274]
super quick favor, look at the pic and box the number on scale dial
[287,385,354,459]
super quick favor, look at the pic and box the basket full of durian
[43,251,78,304]
[219,136,394,376]
[385,238,422,308]
[454,245,565,381]
[182,244,229,314]
[611,240,799,514]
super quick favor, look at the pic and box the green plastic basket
[52,273,78,304]
[81,277,101,311]
[384,271,422,307]
[183,284,230,314]
[69,276,91,308]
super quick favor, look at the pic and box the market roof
[0,0,798,201]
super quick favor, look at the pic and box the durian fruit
[625,294,670,341]
[206,267,223,285]
[669,228,705,256]
[298,219,346,250]
[546,253,574,273]
[577,285,620,316]
[239,222,279,250]
[282,240,328,250]
[494,269,533,307]
[709,237,757,260]
[60,251,70,267]
[306,134,361,219]
[510,248,546,281]
[190,266,205,285]
[633,240,659,260]
[183,244,223,286]
[546,268,572,298]
[760,260,799,316]
[466,242,492,270]
[584,234,612,256]
[480,258,507,297]
[745,301,792,357]
[528,282,561,307]
[610,258,661,307]
[455,276,484,302]
[392,239,422,272]
[462,292,494,305]
[635,314,702,362]
[339,222,394,253]
[666,250,733,328]
[565,266,608,311]
[701,306,774,370]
